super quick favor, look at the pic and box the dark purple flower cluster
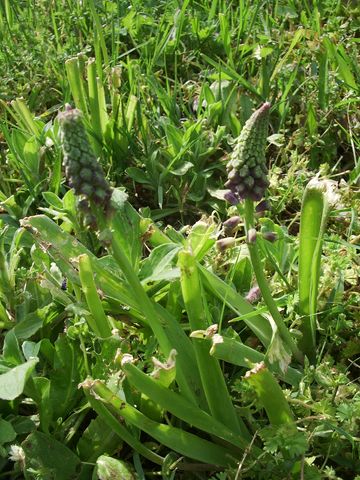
[225,102,270,203]
[58,106,112,215]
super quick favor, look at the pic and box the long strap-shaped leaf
[298,179,334,362]
[199,264,273,347]
[179,250,249,438]
[122,359,255,452]
[84,391,164,466]
[82,379,237,468]
[21,215,205,407]
[208,335,302,386]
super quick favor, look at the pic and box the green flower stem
[109,231,172,354]
[242,199,303,364]
[108,221,206,408]
[78,254,112,338]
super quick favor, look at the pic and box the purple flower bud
[255,200,270,213]
[263,231,277,242]
[216,237,236,252]
[246,228,257,244]
[224,190,240,205]
[223,216,241,231]
[245,285,261,304]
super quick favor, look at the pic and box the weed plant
[0,1,359,479]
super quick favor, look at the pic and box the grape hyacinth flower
[58,105,112,213]
[225,102,271,203]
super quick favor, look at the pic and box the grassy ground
[0,1,359,479]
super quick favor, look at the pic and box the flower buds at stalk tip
[225,102,270,203]
[223,216,241,231]
[255,199,270,214]
[224,190,240,205]
[58,106,112,213]
[216,237,236,252]
[263,231,277,243]
[246,228,257,244]
[245,285,261,304]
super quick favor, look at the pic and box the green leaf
[199,265,272,347]
[126,167,151,184]
[122,360,252,451]
[298,179,335,362]
[85,380,237,468]
[0,419,17,445]
[48,335,84,421]
[139,244,181,283]
[170,161,194,176]
[22,431,82,479]
[23,136,40,180]
[14,304,58,340]
[77,416,121,462]
[3,329,24,365]
[96,455,136,480]
[209,335,301,386]
[0,358,38,400]
[42,191,63,210]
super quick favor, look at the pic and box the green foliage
[0,0,359,479]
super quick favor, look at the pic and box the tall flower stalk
[226,103,303,364]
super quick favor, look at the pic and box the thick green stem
[78,254,112,338]
[242,199,303,364]
[109,231,172,354]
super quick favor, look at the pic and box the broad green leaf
[77,416,121,462]
[96,455,136,480]
[179,250,247,437]
[126,167,151,184]
[42,191,63,210]
[3,329,24,365]
[244,363,295,428]
[139,243,181,283]
[23,136,40,179]
[298,179,335,362]
[170,161,194,176]
[84,391,164,466]
[122,360,252,451]
[0,358,38,400]
[84,380,237,468]
[48,335,84,421]
[209,335,301,386]
[14,304,58,340]
[0,419,16,445]
[22,431,82,479]
[199,265,272,347]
